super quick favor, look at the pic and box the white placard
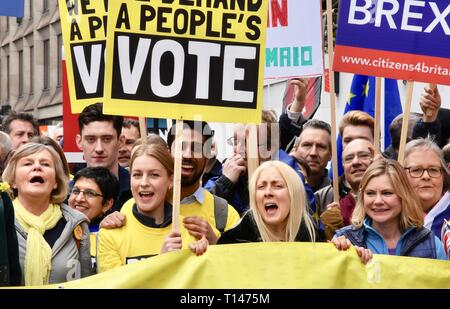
[265,0,324,79]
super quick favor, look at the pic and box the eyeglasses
[71,188,103,199]
[343,151,373,164]
[405,166,442,178]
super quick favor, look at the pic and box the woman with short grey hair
[2,143,93,285]
[404,138,450,241]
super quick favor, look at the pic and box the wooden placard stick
[374,77,382,150]
[172,119,183,231]
[397,81,414,165]
[139,117,147,144]
[326,0,339,203]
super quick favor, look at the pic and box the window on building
[30,0,34,20]
[19,50,24,97]
[0,58,2,101]
[6,18,9,32]
[43,39,50,90]
[30,45,34,94]
[57,34,62,87]
[43,0,49,12]
[6,56,10,102]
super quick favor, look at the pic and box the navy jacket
[335,223,439,259]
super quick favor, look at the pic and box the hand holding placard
[421,84,441,123]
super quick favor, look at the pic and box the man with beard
[315,139,376,239]
[102,121,240,245]
[166,121,240,244]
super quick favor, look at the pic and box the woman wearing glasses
[404,138,450,241]
[2,143,93,285]
[68,167,119,270]
[333,159,447,260]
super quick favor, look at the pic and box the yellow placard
[103,0,268,124]
[53,242,450,288]
[58,0,107,113]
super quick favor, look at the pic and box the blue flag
[334,74,402,176]
[384,78,403,149]
[0,0,24,17]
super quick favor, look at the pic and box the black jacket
[279,112,307,152]
[217,211,323,244]
[412,108,450,148]
[0,192,22,286]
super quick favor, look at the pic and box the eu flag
[0,0,24,17]
[334,74,402,176]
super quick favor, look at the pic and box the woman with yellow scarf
[2,143,93,286]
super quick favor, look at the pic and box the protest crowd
[0,81,448,286]
[0,0,449,288]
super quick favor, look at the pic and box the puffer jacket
[15,203,93,285]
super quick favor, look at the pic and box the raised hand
[289,78,308,113]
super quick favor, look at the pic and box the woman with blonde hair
[2,143,92,285]
[333,159,446,259]
[218,160,320,243]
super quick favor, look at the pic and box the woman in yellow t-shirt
[97,144,207,272]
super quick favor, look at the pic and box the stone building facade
[0,0,62,125]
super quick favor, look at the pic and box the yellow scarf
[13,199,62,286]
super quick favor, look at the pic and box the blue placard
[0,0,25,17]
[336,0,449,59]
[333,0,450,85]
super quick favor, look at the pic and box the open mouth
[181,159,196,170]
[372,208,389,213]
[139,191,154,198]
[264,203,278,215]
[74,204,88,211]
[30,176,44,184]
[181,164,195,175]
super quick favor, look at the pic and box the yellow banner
[58,0,108,113]
[103,0,268,124]
[56,243,450,288]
